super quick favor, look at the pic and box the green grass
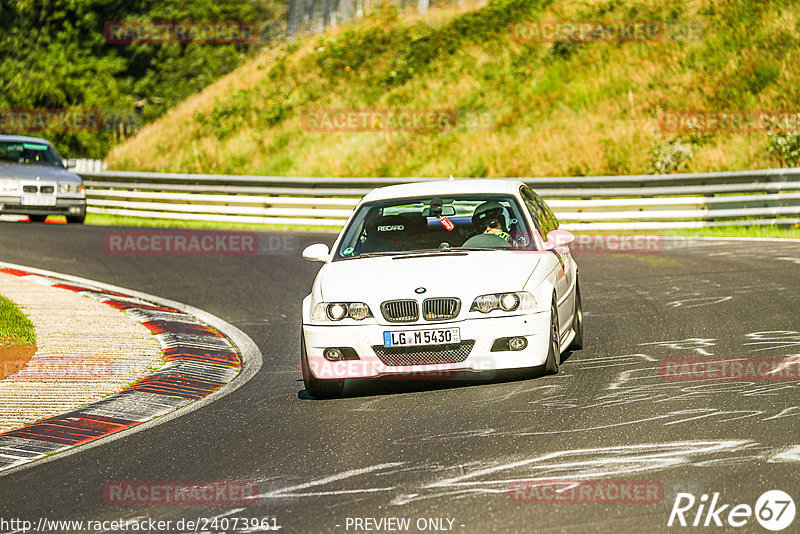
[86,212,800,239]
[660,225,800,239]
[106,0,800,178]
[86,213,339,233]
[0,295,36,347]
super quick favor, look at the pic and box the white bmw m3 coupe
[300,179,583,398]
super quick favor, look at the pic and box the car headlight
[312,302,373,321]
[59,183,84,194]
[470,292,537,313]
[0,180,18,193]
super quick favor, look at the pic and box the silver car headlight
[59,183,84,194]
[470,291,537,313]
[0,180,18,193]
[312,302,373,321]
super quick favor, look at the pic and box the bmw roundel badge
[415,287,426,294]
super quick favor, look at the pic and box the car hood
[0,163,80,183]
[317,251,542,302]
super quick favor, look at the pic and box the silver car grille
[380,300,419,323]
[21,185,54,194]
[422,298,460,321]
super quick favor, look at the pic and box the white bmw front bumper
[302,312,551,380]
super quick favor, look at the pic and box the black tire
[67,213,86,224]
[301,331,344,398]
[568,277,584,351]
[544,299,560,375]
[28,214,47,223]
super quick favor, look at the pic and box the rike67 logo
[668,490,795,531]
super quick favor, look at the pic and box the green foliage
[766,131,800,167]
[648,135,694,174]
[196,89,255,139]
[601,139,631,174]
[0,0,284,157]
[0,295,36,347]
[313,4,404,83]
[383,0,550,87]
[110,0,800,178]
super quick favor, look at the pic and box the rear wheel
[66,213,86,224]
[301,332,344,398]
[544,300,560,375]
[28,214,47,223]
[568,277,584,351]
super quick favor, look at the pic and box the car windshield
[333,194,536,260]
[0,141,62,167]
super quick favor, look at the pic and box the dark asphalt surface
[0,222,798,533]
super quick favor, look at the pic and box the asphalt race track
[0,223,798,533]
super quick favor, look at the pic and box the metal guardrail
[79,168,800,230]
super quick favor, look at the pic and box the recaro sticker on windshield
[440,217,455,231]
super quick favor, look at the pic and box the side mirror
[65,159,77,170]
[544,229,575,251]
[302,243,330,262]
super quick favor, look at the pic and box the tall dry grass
[107,0,799,177]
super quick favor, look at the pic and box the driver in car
[462,201,513,248]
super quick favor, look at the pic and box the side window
[520,186,545,237]
[534,193,559,234]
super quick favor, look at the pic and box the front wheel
[544,300,560,375]
[301,331,344,398]
[28,214,47,223]
[67,213,86,224]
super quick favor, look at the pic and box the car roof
[0,135,54,146]
[361,179,526,203]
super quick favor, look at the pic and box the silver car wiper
[340,249,439,259]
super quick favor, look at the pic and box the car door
[521,187,575,337]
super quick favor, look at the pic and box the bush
[383,0,547,87]
[648,135,693,174]
[766,131,800,167]
[195,89,255,140]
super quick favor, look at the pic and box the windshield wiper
[447,247,508,251]
[339,247,507,260]
[340,249,438,259]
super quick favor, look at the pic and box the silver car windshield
[0,141,62,167]
[333,194,536,260]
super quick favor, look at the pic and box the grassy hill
[106,0,800,177]
[1,0,285,158]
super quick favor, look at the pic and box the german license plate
[383,328,460,347]
[21,194,56,206]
